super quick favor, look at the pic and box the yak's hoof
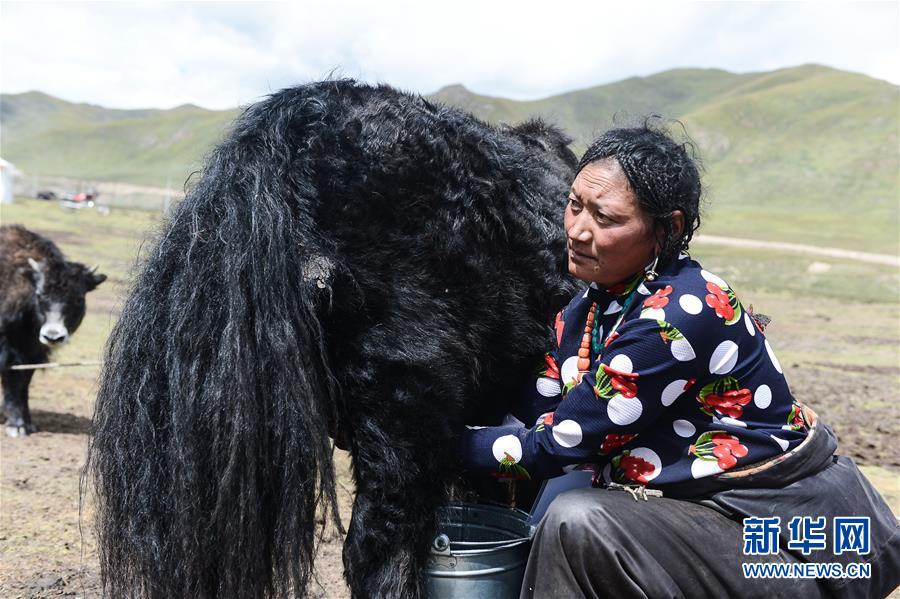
[5,423,36,437]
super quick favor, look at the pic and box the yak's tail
[88,87,342,598]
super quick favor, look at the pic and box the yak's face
[27,258,107,346]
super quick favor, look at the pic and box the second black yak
[0,224,106,436]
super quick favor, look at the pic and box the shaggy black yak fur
[0,224,106,436]
[88,80,577,598]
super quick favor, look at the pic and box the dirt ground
[2,308,898,598]
[1,285,897,597]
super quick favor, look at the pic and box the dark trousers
[520,425,900,599]
[521,488,829,599]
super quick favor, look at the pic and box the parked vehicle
[59,188,102,211]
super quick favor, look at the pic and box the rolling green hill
[1,65,897,252]
[0,92,239,183]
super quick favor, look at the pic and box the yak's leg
[2,368,36,437]
[342,386,458,599]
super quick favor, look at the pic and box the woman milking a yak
[89,80,899,598]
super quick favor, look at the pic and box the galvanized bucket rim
[432,502,534,557]
[437,538,531,557]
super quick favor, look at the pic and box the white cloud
[1,1,896,110]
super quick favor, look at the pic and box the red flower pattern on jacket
[618,454,656,484]
[704,389,752,419]
[643,285,673,309]
[554,311,565,347]
[705,282,734,321]
[689,432,749,470]
[600,433,636,455]
[604,331,620,348]
[601,364,639,398]
[709,433,748,469]
[535,411,555,433]
[542,354,560,380]
[787,404,806,431]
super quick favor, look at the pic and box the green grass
[0,198,162,286]
[2,65,897,254]
[2,106,238,186]
[690,243,900,305]
[444,65,899,254]
[1,199,165,381]
[859,466,900,514]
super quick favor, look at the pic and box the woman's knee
[539,488,622,536]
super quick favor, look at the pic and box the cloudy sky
[1,1,897,110]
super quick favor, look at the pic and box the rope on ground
[9,361,102,371]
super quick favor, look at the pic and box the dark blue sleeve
[459,315,702,481]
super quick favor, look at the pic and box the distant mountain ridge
[1,65,897,252]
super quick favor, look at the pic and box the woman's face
[564,159,658,287]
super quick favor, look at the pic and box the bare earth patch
[1,290,897,597]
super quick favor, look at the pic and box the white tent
[0,158,17,204]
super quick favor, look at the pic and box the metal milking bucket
[425,503,535,598]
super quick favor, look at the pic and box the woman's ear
[652,210,685,254]
[671,209,685,239]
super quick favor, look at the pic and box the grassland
[3,65,898,253]
[0,198,897,597]
[434,66,900,254]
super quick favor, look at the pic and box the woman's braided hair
[577,119,703,266]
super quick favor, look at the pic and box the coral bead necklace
[577,285,642,380]
[576,304,597,372]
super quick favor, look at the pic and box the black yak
[89,80,577,598]
[0,224,106,436]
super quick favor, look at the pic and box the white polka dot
[582,288,590,298]
[603,300,622,315]
[552,419,583,448]
[608,394,643,425]
[701,269,729,289]
[679,294,703,315]
[671,337,696,362]
[562,463,583,473]
[629,447,662,482]
[782,424,795,431]
[608,353,633,373]
[637,283,651,295]
[719,417,747,428]
[765,339,783,374]
[661,379,688,406]
[709,340,739,374]
[744,312,756,336]
[596,324,604,344]
[536,377,561,398]
[560,356,580,385]
[492,435,522,463]
[641,307,666,320]
[691,458,724,478]
[754,384,772,409]
[673,419,696,437]
[678,252,690,261]
[771,435,790,451]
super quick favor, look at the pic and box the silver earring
[644,255,660,281]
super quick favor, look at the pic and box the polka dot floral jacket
[460,255,809,487]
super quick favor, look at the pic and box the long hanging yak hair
[87,79,577,598]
